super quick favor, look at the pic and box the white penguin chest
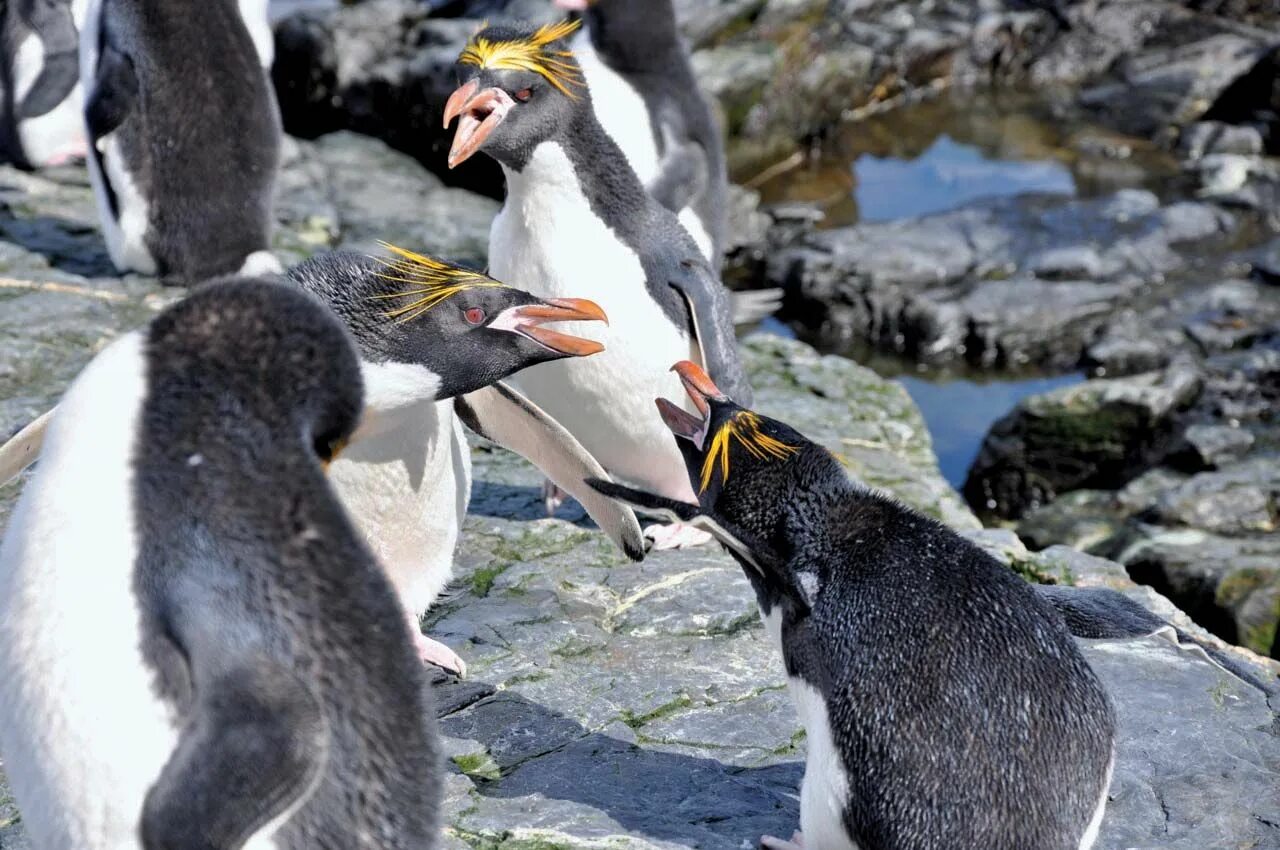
[572,32,660,185]
[761,607,860,850]
[328,364,469,617]
[0,334,180,849]
[488,143,699,497]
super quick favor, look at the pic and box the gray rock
[964,366,1203,519]
[1175,423,1256,470]
[1179,120,1266,159]
[768,190,1238,369]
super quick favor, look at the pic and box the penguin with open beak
[0,245,645,678]
[589,361,1119,850]
[442,20,750,550]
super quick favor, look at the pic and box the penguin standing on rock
[0,245,645,678]
[288,246,645,675]
[591,360,1117,850]
[0,279,442,850]
[443,21,749,549]
[79,0,282,283]
[1,0,90,168]
[551,0,727,265]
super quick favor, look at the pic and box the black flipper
[14,0,80,119]
[141,664,327,850]
[668,259,752,405]
[1036,585,1277,697]
[649,139,706,214]
[84,42,138,143]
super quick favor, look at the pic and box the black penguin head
[145,278,363,469]
[443,20,587,169]
[658,361,816,540]
[287,246,606,400]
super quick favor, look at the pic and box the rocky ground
[1,131,1278,848]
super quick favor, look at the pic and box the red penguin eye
[464,307,486,325]
[514,87,533,103]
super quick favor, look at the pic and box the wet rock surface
[1,135,1277,849]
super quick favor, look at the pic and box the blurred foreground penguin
[0,0,89,168]
[551,0,726,264]
[0,279,442,850]
[444,21,749,549]
[80,0,281,283]
[288,247,645,676]
[590,361,1117,850]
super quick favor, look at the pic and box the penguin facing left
[550,0,727,265]
[80,0,282,283]
[0,0,90,168]
[591,361,1117,850]
[0,278,442,849]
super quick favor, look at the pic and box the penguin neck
[351,360,443,444]
[500,108,652,236]
[583,0,682,73]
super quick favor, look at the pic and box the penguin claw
[542,478,568,517]
[644,522,713,550]
[410,629,468,679]
[759,831,803,850]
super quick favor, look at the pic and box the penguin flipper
[1036,585,1277,697]
[0,406,54,487]
[84,42,138,144]
[456,381,647,562]
[141,665,327,849]
[650,140,706,214]
[668,262,752,405]
[14,0,80,119]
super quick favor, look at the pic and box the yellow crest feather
[458,19,584,97]
[699,411,798,493]
[371,241,505,323]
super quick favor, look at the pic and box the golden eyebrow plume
[700,411,798,493]
[371,242,505,323]
[458,19,585,97]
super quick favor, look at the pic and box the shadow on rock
[0,212,115,278]
[435,683,802,848]
[468,480,600,529]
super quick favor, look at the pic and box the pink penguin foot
[543,478,568,517]
[42,139,88,167]
[407,615,467,678]
[760,831,804,850]
[644,521,713,550]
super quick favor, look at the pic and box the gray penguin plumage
[79,0,281,283]
[558,0,727,265]
[591,361,1117,850]
[0,279,441,849]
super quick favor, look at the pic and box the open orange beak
[509,298,608,357]
[655,360,722,445]
[443,80,515,168]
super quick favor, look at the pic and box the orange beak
[671,360,723,416]
[443,81,515,168]
[510,298,608,357]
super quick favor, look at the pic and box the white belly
[79,0,155,275]
[328,397,469,617]
[791,678,860,850]
[237,0,274,68]
[0,334,180,849]
[490,143,699,501]
[572,33,660,186]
